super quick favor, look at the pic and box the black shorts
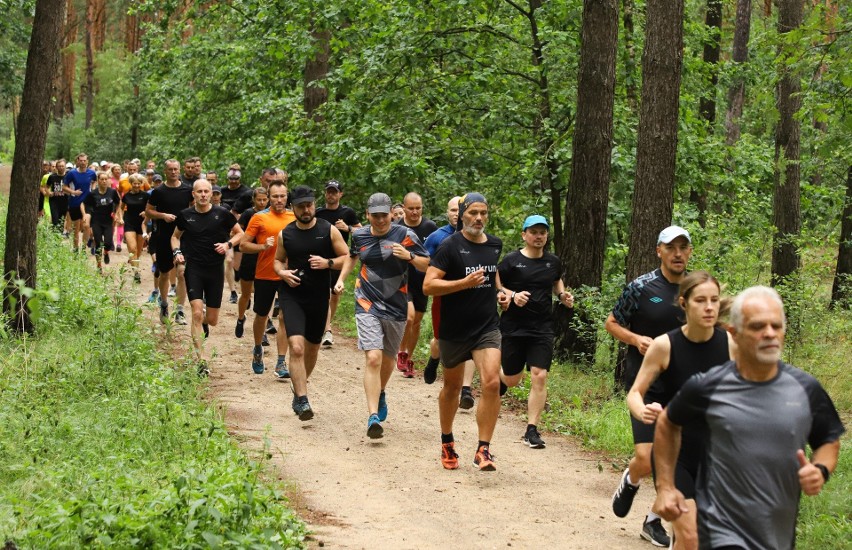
[185,263,225,308]
[253,279,284,316]
[238,253,258,282]
[630,392,663,445]
[281,296,329,344]
[90,220,114,252]
[407,280,428,313]
[501,334,554,376]
[124,218,144,234]
[154,233,175,273]
[69,205,83,221]
[328,269,341,290]
[439,329,501,368]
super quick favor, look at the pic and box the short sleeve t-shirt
[121,191,149,224]
[83,187,120,225]
[423,224,454,256]
[316,205,360,244]
[497,250,562,336]
[398,217,438,290]
[148,183,194,235]
[46,173,65,195]
[279,218,336,301]
[430,231,502,342]
[244,209,296,281]
[64,169,97,208]
[349,224,428,321]
[666,362,845,550]
[175,205,236,267]
[220,185,251,212]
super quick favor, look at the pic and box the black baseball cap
[325,180,343,191]
[290,185,316,205]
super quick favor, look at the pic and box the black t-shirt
[175,205,236,267]
[220,184,251,212]
[279,218,335,301]
[497,250,562,336]
[399,217,438,288]
[315,205,360,244]
[232,187,260,215]
[122,191,149,224]
[238,207,257,230]
[46,173,65,195]
[84,187,120,225]
[430,231,502,342]
[148,183,193,234]
[180,174,197,187]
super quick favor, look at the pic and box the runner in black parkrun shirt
[82,171,121,271]
[172,179,243,376]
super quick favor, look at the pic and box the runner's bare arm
[333,254,357,294]
[651,410,688,521]
[171,228,185,264]
[273,233,288,277]
[422,265,485,297]
[553,279,574,308]
[627,335,670,423]
[605,313,653,355]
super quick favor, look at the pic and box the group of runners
[40,154,844,550]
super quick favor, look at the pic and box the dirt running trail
[109,245,655,549]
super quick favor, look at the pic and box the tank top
[279,218,334,300]
[659,326,730,406]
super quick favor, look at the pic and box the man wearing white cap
[605,225,692,547]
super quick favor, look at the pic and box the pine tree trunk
[831,166,852,308]
[724,0,752,145]
[557,0,619,360]
[693,0,721,227]
[54,0,77,120]
[303,28,331,121]
[771,0,803,285]
[4,0,67,334]
[625,0,684,281]
[83,0,94,129]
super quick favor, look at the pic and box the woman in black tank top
[626,271,736,550]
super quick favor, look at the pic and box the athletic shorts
[124,218,144,234]
[651,451,698,500]
[630,391,665,444]
[185,263,225,308]
[69,205,83,221]
[406,281,428,313]
[90,220,114,252]
[281,296,329,344]
[154,232,176,273]
[355,313,406,356]
[501,334,555,376]
[239,253,258,282]
[439,329,501,368]
[253,279,284,316]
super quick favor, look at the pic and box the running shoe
[473,445,496,471]
[523,427,546,449]
[197,360,210,377]
[251,346,264,374]
[294,396,314,421]
[367,413,383,439]
[147,289,160,303]
[459,387,475,410]
[159,303,169,324]
[261,333,270,346]
[103,252,110,265]
[274,357,290,379]
[116,244,122,252]
[235,317,245,338]
[641,517,670,547]
[377,391,388,422]
[133,272,141,284]
[402,359,415,379]
[265,319,277,334]
[499,379,508,396]
[229,291,238,304]
[321,330,334,347]
[612,468,640,518]
[62,231,69,238]
[396,351,408,372]
[424,356,440,385]
[87,237,93,248]
[174,309,188,325]
[168,285,176,297]
[202,323,209,338]
[440,441,459,470]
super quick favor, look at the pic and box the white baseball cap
[657,225,691,245]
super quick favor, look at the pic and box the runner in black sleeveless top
[234,188,268,339]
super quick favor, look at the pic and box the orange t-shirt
[244,209,296,281]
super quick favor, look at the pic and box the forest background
[0,0,849,547]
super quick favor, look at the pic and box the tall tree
[621,0,638,108]
[303,26,331,121]
[54,0,78,121]
[4,0,67,334]
[558,0,619,359]
[724,0,752,145]
[83,0,95,128]
[830,166,852,308]
[771,0,804,285]
[625,0,685,280]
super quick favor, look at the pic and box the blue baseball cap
[522,215,549,230]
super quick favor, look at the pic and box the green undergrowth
[0,219,305,548]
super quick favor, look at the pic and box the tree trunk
[54,0,77,120]
[557,0,619,360]
[831,166,852,308]
[83,0,94,129]
[724,0,752,145]
[693,0,722,228]
[92,0,106,51]
[303,27,331,121]
[4,0,67,334]
[621,0,638,109]
[771,0,803,286]
[625,0,684,281]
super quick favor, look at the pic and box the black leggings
[91,221,114,253]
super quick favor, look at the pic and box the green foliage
[0,214,306,548]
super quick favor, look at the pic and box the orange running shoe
[441,442,459,470]
[473,445,496,471]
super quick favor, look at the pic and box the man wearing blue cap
[424,192,503,471]
[496,215,573,449]
[606,225,693,547]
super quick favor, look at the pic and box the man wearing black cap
[423,192,503,471]
[497,215,573,450]
[274,186,350,421]
[606,225,693,547]
[334,192,429,439]
[315,180,362,346]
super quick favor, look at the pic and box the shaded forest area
[1,0,850,357]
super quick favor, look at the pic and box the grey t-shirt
[666,361,845,550]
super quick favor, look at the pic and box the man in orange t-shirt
[241,178,296,376]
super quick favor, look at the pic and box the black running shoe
[160,303,169,324]
[523,427,546,449]
[202,323,209,338]
[294,396,314,421]
[612,468,640,518]
[229,291,238,304]
[235,317,245,338]
[103,252,110,265]
[424,356,440,385]
[641,517,670,547]
[499,379,508,396]
[266,319,277,334]
[261,333,270,346]
[459,387,475,410]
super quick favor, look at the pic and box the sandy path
[100,242,655,549]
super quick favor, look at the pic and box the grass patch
[0,220,305,548]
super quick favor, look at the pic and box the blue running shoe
[378,391,388,422]
[251,345,264,374]
[147,289,160,304]
[367,414,383,439]
[274,357,290,379]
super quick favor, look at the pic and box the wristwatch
[227,241,233,249]
[815,463,830,483]
[327,258,334,268]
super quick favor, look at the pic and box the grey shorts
[356,313,406,356]
[439,329,501,368]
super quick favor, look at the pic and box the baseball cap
[325,179,343,191]
[456,192,488,230]
[211,185,222,194]
[290,185,316,205]
[65,162,73,169]
[145,168,154,175]
[522,215,549,230]
[367,192,392,214]
[657,225,691,245]
[152,174,163,183]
